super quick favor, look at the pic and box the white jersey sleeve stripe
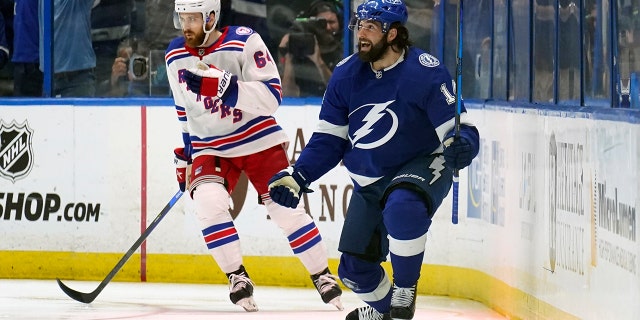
[316,119,349,140]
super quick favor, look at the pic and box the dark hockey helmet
[355,0,408,33]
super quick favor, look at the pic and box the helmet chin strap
[199,28,213,47]
[198,15,215,47]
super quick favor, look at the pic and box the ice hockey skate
[345,306,391,320]
[389,284,416,319]
[311,267,343,310]
[226,266,258,312]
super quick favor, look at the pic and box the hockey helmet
[174,0,221,30]
[355,0,408,33]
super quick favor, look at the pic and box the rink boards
[0,99,638,319]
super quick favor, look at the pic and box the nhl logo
[0,120,34,182]
[198,48,205,56]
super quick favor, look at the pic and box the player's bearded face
[357,34,389,63]
[183,26,206,48]
[185,29,206,48]
[180,13,206,48]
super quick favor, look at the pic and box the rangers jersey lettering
[166,26,287,157]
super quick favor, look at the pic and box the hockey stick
[57,190,184,303]
[452,0,464,224]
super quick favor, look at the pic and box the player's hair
[388,22,412,52]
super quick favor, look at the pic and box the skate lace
[313,273,339,294]
[358,306,384,320]
[229,273,253,293]
[391,285,415,307]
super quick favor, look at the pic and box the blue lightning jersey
[295,47,475,188]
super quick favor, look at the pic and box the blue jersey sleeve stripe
[265,78,283,104]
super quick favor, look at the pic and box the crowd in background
[0,0,639,107]
[0,0,437,98]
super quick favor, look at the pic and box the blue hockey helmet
[355,0,408,33]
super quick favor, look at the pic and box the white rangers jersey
[166,26,287,157]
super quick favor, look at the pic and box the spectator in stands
[475,37,492,98]
[97,37,169,97]
[39,0,97,97]
[0,5,10,93]
[558,0,580,102]
[617,0,640,107]
[13,0,41,97]
[584,1,604,98]
[0,0,13,96]
[0,6,8,70]
[533,0,555,102]
[220,0,273,53]
[144,0,182,51]
[97,0,179,97]
[91,0,134,97]
[278,0,343,97]
[96,38,132,97]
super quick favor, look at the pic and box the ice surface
[0,279,507,319]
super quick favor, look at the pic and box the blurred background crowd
[0,0,436,98]
[2,0,639,107]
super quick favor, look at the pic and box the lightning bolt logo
[429,156,446,185]
[350,100,398,150]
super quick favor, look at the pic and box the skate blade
[328,296,344,311]
[236,297,258,312]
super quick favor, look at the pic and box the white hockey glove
[268,167,313,208]
[183,61,238,99]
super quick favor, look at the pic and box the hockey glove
[174,147,191,192]
[443,125,480,170]
[183,61,238,99]
[268,167,313,208]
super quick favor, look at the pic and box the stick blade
[56,278,97,303]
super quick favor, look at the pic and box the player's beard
[184,29,206,48]
[357,37,389,63]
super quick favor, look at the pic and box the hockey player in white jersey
[166,0,342,312]
[269,0,480,319]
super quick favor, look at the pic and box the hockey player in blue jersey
[166,0,342,313]
[268,1,480,319]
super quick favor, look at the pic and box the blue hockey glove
[443,125,480,170]
[174,147,191,192]
[268,167,313,208]
[183,61,237,99]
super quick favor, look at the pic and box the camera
[128,54,149,81]
[288,33,316,57]
[287,17,329,57]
